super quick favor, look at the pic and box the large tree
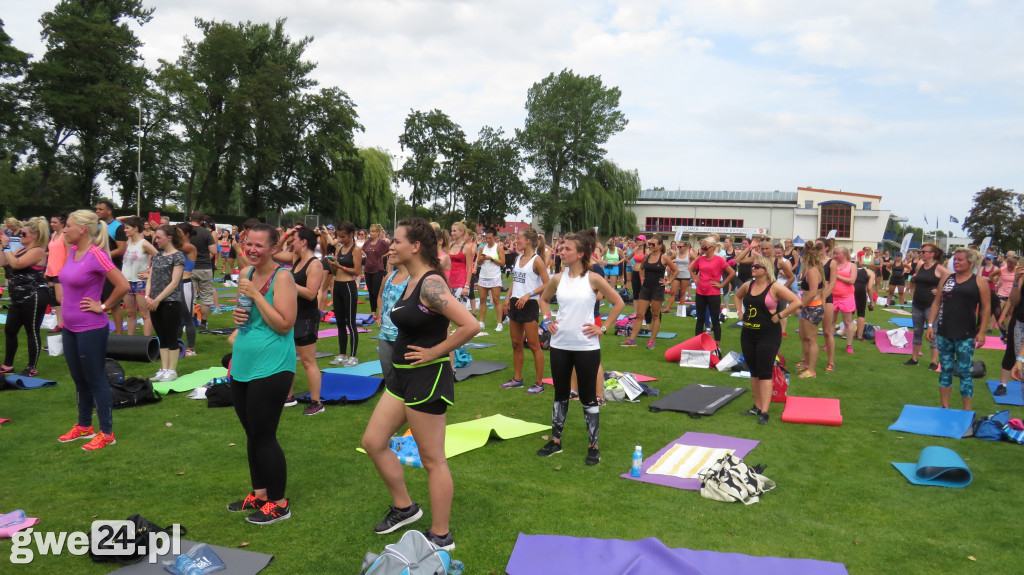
[26,0,152,206]
[463,126,526,229]
[963,186,1024,252]
[517,68,627,235]
[0,19,30,203]
[562,160,640,236]
[396,109,467,209]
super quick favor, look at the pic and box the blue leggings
[63,327,113,434]
[936,335,975,397]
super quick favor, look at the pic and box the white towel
[887,327,909,348]
[647,445,736,479]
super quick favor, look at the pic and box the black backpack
[88,514,186,565]
[110,377,162,409]
[953,360,986,379]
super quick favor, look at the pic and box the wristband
[926,323,933,328]
[100,303,108,311]
[1017,356,1024,363]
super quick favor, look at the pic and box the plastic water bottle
[174,555,202,575]
[236,293,253,332]
[631,445,643,477]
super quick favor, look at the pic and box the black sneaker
[373,503,423,534]
[928,362,939,372]
[245,500,290,524]
[743,405,760,416]
[227,492,268,512]
[994,385,1008,396]
[758,411,770,425]
[283,395,298,407]
[424,529,455,552]
[902,358,919,366]
[536,440,562,457]
[303,401,325,415]
[585,446,601,466]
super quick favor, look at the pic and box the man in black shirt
[96,200,127,335]
[189,211,217,329]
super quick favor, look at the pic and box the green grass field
[0,285,1020,574]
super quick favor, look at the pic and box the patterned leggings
[935,335,975,397]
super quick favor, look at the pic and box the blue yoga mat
[464,342,495,349]
[303,372,383,403]
[893,446,973,488]
[323,360,384,377]
[889,317,913,328]
[986,380,1024,406]
[888,405,975,439]
[4,375,58,390]
[634,331,677,339]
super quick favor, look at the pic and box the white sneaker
[330,354,348,365]
[343,356,360,367]
[152,369,167,381]
[163,370,178,382]
[503,316,510,324]
[495,323,503,332]
[478,321,485,330]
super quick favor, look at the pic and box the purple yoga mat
[505,534,849,575]
[619,432,758,490]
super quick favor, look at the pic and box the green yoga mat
[151,367,228,394]
[359,414,548,459]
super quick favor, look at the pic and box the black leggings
[180,280,196,348]
[232,371,293,501]
[365,271,385,315]
[855,287,867,318]
[549,347,601,446]
[630,270,652,323]
[4,290,47,368]
[695,293,722,341]
[151,300,183,350]
[334,280,358,357]
[740,332,782,380]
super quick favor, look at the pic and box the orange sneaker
[82,431,116,451]
[58,424,95,443]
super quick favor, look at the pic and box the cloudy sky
[4,0,1023,234]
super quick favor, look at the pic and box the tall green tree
[396,109,467,209]
[26,0,152,206]
[0,19,30,204]
[517,68,627,235]
[963,187,1023,252]
[327,148,393,228]
[463,126,526,229]
[562,160,639,236]
[295,86,361,216]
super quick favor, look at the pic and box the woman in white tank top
[500,228,551,393]
[667,241,694,312]
[537,229,625,466]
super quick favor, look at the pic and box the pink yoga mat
[875,331,912,355]
[317,328,371,338]
[981,336,1005,350]
[782,396,843,426]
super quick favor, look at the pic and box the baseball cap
[636,235,646,241]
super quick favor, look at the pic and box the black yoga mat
[648,383,746,417]
[106,335,160,363]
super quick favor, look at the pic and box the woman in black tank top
[926,248,988,410]
[624,237,678,348]
[907,243,948,368]
[284,227,325,414]
[361,218,479,551]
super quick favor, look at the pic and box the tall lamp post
[136,104,142,216]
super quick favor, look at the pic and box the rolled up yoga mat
[892,446,972,488]
[106,335,160,363]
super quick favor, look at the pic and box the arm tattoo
[421,275,450,313]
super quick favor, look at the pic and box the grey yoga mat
[108,539,273,574]
[454,361,509,382]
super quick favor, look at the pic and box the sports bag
[698,453,776,505]
[88,514,186,565]
[109,377,161,409]
[972,410,1010,441]
[361,529,454,575]
[952,360,986,379]
[771,365,788,403]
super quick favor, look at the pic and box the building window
[863,201,872,210]
[819,202,852,238]
[805,200,813,209]
[644,217,744,233]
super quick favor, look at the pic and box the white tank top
[479,242,501,279]
[121,238,150,282]
[675,250,691,279]
[551,270,600,351]
[511,254,543,300]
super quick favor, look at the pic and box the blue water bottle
[631,445,643,477]
[236,293,253,332]
[174,555,202,575]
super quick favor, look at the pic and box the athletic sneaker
[994,385,1008,396]
[478,321,485,330]
[903,358,919,366]
[82,431,116,451]
[620,338,637,347]
[374,503,423,534]
[1,364,15,374]
[758,412,770,425]
[928,362,940,372]
[227,492,268,512]
[303,401,325,416]
[645,340,656,350]
[343,356,360,367]
[283,395,298,407]
[151,369,168,381]
[503,316,510,324]
[501,378,524,389]
[162,370,178,382]
[495,323,503,332]
[330,354,349,366]
[526,383,545,394]
[58,423,95,443]
[826,361,835,374]
[184,348,197,357]
[20,366,37,377]
[585,446,601,466]
[537,440,562,457]
[246,500,290,525]
[846,345,854,354]
[424,529,455,552]
[743,405,760,416]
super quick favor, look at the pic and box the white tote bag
[47,334,63,356]
[678,350,712,369]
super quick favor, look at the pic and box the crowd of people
[2,206,1003,546]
